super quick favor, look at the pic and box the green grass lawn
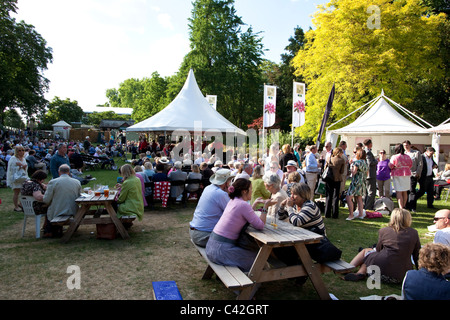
[0,156,446,300]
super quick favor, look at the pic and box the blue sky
[13,0,324,109]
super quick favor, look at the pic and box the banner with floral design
[293,82,306,128]
[206,95,217,110]
[263,85,277,127]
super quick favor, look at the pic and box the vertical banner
[316,83,335,149]
[206,95,217,110]
[292,82,306,128]
[263,85,277,128]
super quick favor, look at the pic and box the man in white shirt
[235,163,253,180]
[433,209,450,246]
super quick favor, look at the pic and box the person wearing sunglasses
[433,209,450,246]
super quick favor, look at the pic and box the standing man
[363,139,377,210]
[305,145,320,200]
[414,147,438,209]
[433,209,450,246]
[403,140,423,212]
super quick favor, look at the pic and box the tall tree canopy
[39,97,84,130]
[0,0,53,125]
[172,0,265,129]
[292,0,448,142]
[106,72,168,123]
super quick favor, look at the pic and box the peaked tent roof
[329,92,430,135]
[127,69,246,135]
[52,120,72,127]
[426,118,450,134]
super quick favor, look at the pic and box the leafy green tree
[0,0,53,124]
[83,111,131,127]
[174,0,265,128]
[39,97,84,130]
[292,0,447,142]
[106,72,168,123]
[3,108,25,128]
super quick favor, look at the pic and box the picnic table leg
[104,202,130,240]
[201,265,215,280]
[61,205,89,243]
[237,245,272,300]
[294,243,331,300]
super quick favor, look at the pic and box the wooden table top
[246,217,323,245]
[75,192,116,203]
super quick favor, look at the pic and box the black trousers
[414,176,435,208]
[325,180,341,218]
[406,175,419,210]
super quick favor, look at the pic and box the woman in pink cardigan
[205,178,267,272]
[389,144,412,209]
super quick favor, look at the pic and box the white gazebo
[327,91,450,165]
[52,120,72,140]
[127,69,246,136]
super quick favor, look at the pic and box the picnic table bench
[192,216,355,300]
[192,241,254,293]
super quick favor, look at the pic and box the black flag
[316,83,335,148]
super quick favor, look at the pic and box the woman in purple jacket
[205,178,267,272]
[376,150,392,199]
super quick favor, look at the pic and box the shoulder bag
[321,160,334,182]
[13,168,28,183]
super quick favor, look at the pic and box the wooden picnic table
[238,217,331,300]
[61,191,130,243]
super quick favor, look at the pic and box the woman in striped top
[278,183,325,235]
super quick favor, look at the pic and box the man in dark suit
[414,147,438,209]
[364,139,377,210]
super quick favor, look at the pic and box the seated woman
[344,208,421,283]
[402,242,450,300]
[281,171,301,197]
[21,170,52,235]
[186,164,202,195]
[250,165,271,209]
[278,183,325,235]
[21,169,49,215]
[276,183,328,266]
[143,160,155,179]
[434,163,450,200]
[114,164,144,225]
[262,171,288,219]
[205,178,267,272]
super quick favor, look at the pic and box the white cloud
[157,13,174,30]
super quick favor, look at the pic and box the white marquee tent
[126,69,246,136]
[326,91,450,167]
[52,120,72,140]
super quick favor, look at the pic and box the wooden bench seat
[192,241,254,290]
[321,259,355,274]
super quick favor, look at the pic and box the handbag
[315,179,326,195]
[321,161,334,182]
[306,235,342,263]
[13,168,28,183]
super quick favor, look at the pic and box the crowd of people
[188,139,449,299]
[1,128,449,299]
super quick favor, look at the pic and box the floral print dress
[347,159,368,196]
